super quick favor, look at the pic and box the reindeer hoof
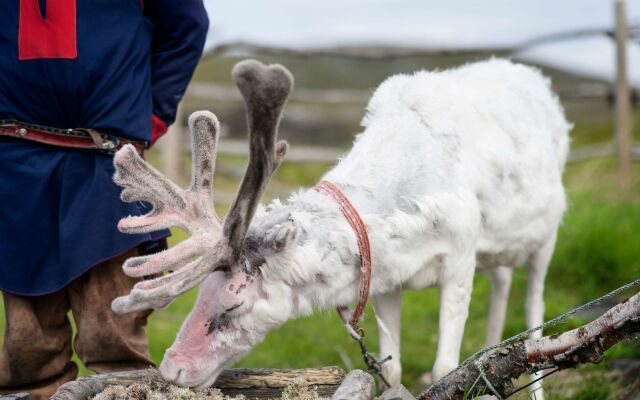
[419,371,433,386]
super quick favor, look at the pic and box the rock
[331,370,375,400]
[379,384,414,400]
[0,394,30,400]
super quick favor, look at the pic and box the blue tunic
[0,0,208,295]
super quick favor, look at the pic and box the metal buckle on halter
[349,323,393,389]
[352,322,365,339]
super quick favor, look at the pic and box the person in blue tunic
[0,1,208,398]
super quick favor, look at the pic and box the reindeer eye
[225,302,244,313]
[215,262,231,273]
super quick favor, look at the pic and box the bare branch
[419,291,640,400]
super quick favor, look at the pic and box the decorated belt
[0,119,148,155]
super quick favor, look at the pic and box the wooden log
[216,367,345,388]
[159,101,184,184]
[51,366,345,400]
[51,370,150,400]
[614,0,634,191]
[216,367,345,399]
[0,394,29,400]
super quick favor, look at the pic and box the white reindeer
[111,59,570,397]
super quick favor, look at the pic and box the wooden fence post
[160,101,184,184]
[614,0,633,191]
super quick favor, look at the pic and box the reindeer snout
[160,350,196,385]
[162,366,186,385]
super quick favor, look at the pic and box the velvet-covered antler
[111,60,293,314]
[224,60,290,264]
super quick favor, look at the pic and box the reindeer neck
[248,188,368,316]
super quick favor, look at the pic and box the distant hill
[184,52,624,148]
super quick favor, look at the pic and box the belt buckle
[78,128,117,151]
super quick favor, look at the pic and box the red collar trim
[314,180,372,328]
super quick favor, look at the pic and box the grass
[149,155,640,396]
[543,363,626,400]
[140,156,640,399]
[74,157,640,398]
[1,123,639,398]
[1,158,639,397]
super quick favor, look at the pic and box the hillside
[182,52,630,148]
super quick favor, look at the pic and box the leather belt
[0,119,148,155]
[314,180,372,334]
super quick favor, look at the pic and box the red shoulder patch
[18,0,77,60]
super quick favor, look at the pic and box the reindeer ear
[264,218,297,253]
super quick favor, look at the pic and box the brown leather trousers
[0,248,156,399]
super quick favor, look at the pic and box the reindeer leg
[486,266,513,346]
[372,288,403,386]
[524,232,557,400]
[432,252,475,381]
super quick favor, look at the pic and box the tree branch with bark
[419,290,640,400]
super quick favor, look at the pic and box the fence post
[614,0,633,191]
[161,101,184,183]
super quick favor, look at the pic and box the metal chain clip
[350,322,393,389]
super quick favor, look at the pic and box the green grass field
[140,156,640,398]
[1,153,639,399]
[1,156,639,399]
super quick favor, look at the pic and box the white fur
[254,58,569,384]
[164,59,571,395]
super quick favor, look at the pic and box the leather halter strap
[314,180,372,330]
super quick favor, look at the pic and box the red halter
[314,180,372,332]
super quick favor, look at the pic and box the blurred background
[7,0,640,398]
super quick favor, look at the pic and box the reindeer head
[111,60,294,388]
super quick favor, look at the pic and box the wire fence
[203,23,640,60]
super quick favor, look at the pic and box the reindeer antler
[111,60,293,314]
[224,60,291,264]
